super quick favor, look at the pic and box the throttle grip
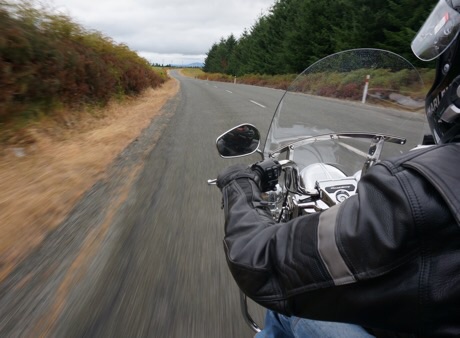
[251,159,281,191]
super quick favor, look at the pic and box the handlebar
[207,160,292,186]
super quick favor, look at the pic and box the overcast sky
[48,0,275,65]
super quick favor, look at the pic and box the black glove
[216,159,281,192]
[216,164,261,191]
[251,159,281,191]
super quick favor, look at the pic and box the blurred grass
[0,79,179,281]
[195,72,296,90]
[152,67,170,82]
[180,68,206,78]
[0,0,167,142]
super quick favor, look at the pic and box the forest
[203,0,437,76]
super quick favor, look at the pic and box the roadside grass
[180,68,206,78]
[0,78,179,282]
[195,69,435,101]
[193,72,296,90]
[153,67,170,81]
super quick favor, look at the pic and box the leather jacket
[221,143,460,337]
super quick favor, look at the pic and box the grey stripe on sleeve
[317,205,356,286]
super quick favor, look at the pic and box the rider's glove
[251,159,281,192]
[217,159,281,192]
[216,164,261,191]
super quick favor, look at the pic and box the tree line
[203,0,436,76]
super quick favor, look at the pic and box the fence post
[362,75,370,104]
[234,76,237,84]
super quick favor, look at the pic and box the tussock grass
[0,0,166,139]
[180,68,206,78]
[198,69,435,101]
[196,72,296,90]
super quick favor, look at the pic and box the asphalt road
[52,72,283,338]
[0,71,426,337]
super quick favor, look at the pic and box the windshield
[263,49,427,173]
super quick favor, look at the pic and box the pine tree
[203,0,436,76]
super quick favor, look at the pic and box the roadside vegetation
[189,68,435,105]
[198,72,296,90]
[292,68,435,106]
[0,0,165,143]
[181,68,296,90]
[180,68,204,78]
[0,0,176,275]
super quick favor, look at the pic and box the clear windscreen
[264,49,427,174]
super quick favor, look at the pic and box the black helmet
[223,126,255,149]
[412,0,460,143]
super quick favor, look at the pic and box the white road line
[338,142,368,158]
[214,85,218,88]
[250,100,266,108]
[226,90,233,94]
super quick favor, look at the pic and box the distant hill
[187,62,204,68]
[171,62,203,68]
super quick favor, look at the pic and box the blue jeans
[255,310,375,338]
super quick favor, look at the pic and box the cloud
[49,0,274,63]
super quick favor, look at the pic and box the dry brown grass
[0,78,179,281]
[180,68,205,78]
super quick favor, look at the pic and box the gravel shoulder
[0,78,180,336]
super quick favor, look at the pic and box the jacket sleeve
[221,162,421,327]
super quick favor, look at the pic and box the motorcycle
[208,48,427,333]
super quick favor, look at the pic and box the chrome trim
[441,103,460,123]
[207,179,217,185]
[240,290,261,333]
[216,123,261,159]
[269,132,406,157]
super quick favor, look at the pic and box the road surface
[0,71,425,337]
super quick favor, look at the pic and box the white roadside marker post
[362,74,370,104]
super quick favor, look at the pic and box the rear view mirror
[216,124,261,158]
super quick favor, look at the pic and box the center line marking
[226,90,233,94]
[338,142,368,158]
[250,100,266,108]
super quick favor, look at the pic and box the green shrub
[0,0,166,124]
